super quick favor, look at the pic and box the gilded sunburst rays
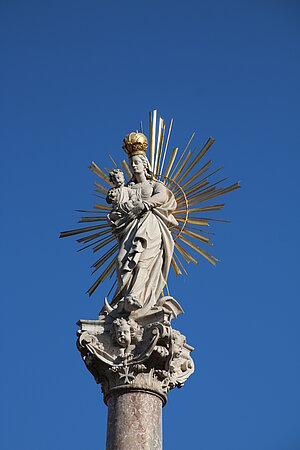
[60,109,240,297]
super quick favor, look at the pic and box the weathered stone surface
[77,297,194,404]
[106,391,162,450]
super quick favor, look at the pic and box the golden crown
[122,132,148,157]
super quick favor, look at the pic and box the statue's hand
[128,201,145,220]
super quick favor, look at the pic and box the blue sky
[1,1,300,449]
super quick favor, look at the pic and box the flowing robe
[109,180,177,311]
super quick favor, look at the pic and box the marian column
[60,110,239,450]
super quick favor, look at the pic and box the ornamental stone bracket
[77,296,194,405]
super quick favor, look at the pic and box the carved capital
[77,297,194,405]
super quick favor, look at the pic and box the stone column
[76,298,194,450]
[106,390,162,450]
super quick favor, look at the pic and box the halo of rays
[60,110,240,297]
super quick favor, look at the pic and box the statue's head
[122,132,153,182]
[129,154,153,180]
[112,318,132,348]
[111,317,141,348]
[122,132,148,157]
[109,168,125,187]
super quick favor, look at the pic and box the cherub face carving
[112,318,132,348]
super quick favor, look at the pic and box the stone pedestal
[106,391,162,450]
[77,296,194,449]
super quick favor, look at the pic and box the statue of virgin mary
[107,132,178,314]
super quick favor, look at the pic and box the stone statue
[107,132,178,315]
[60,112,240,301]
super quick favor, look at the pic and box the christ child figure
[106,168,137,225]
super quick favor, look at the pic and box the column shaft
[106,391,162,450]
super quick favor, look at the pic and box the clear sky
[1,1,300,449]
